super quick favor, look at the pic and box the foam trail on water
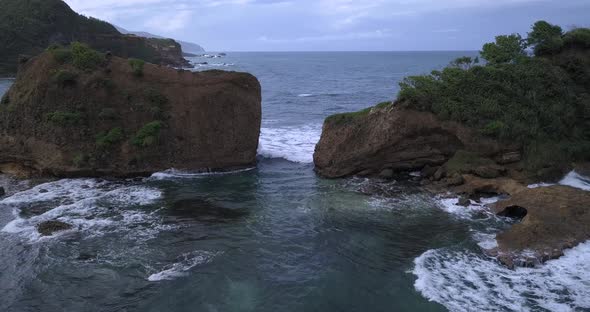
[148,251,219,282]
[413,241,590,312]
[258,124,321,163]
[150,167,255,180]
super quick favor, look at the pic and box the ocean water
[1,53,589,312]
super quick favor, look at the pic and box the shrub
[53,69,77,86]
[129,58,145,77]
[133,121,162,147]
[326,102,390,125]
[45,111,82,126]
[72,153,86,168]
[1,94,9,105]
[143,87,168,115]
[95,127,124,149]
[563,28,590,49]
[70,42,104,70]
[50,48,73,64]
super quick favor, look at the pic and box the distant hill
[116,26,206,53]
[0,0,190,76]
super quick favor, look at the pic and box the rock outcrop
[490,186,590,268]
[314,104,519,178]
[0,48,261,177]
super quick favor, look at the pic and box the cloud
[62,0,590,51]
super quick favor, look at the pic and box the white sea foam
[1,179,163,242]
[435,196,500,220]
[150,167,255,180]
[148,251,219,281]
[413,241,590,312]
[258,124,321,163]
[528,170,590,191]
[297,93,314,97]
[559,171,590,191]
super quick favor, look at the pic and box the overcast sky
[64,0,590,51]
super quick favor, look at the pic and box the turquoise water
[1,53,589,312]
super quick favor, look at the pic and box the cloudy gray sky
[64,0,590,51]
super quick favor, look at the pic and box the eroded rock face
[491,186,590,268]
[0,51,261,177]
[313,105,518,178]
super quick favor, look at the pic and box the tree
[450,56,478,70]
[480,34,527,64]
[528,21,564,56]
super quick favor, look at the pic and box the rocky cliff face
[314,104,519,178]
[0,49,261,177]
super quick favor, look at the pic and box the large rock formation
[490,185,590,268]
[314,104,519,178]
[0,47,261,177]
[0,0,190,76]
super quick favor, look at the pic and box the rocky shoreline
[314,103,590,268]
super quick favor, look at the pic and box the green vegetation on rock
[326,101,391,125]
[95,127,124,149]
[129,58,145,77]
[45,111,82,126]
[71,42,104,70]
[133,121,163,147]
[396,21,590,171]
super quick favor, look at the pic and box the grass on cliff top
[325,101,391,125]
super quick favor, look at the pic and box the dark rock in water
[0,48,262,178]
[37,220,73,236]
[168,198,249,223]
[456,197,470,207]
[490,185,590,268]
[39,189,49,193]
[379,168,394,179]
[0,187,5,196]
[19,203,56,218]
[77,252,97,261]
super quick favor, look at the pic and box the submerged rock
[0,186,4,196]
[37,220,73,236]
[0,47,261,177]
[491,185,590,268]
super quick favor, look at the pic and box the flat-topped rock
[0,46,261,177]
[490,185,590,268]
